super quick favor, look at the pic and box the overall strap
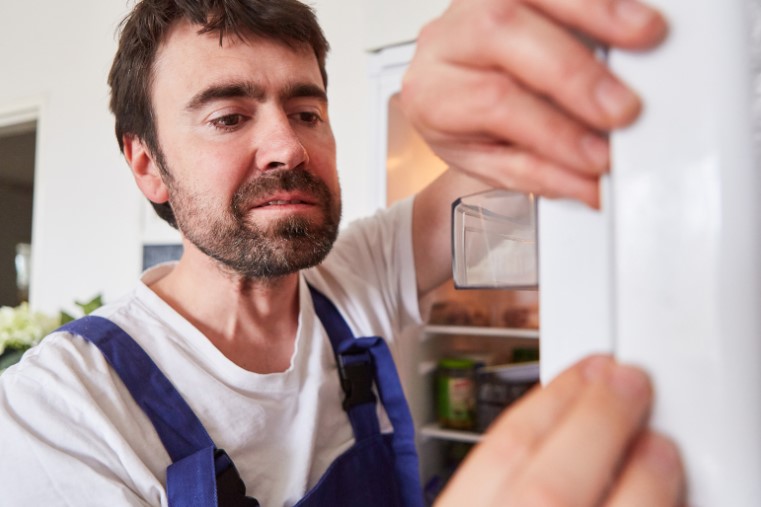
[58,316,215,461]
[308,285,423,506]
[59,316,256,506]
[309,285,380,440]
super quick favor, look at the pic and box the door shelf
[419,423,483,444]
[424,325,539,340]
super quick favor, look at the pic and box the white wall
[0,0,441,315]
[362,0,448,50]
[0,0,141,315]
[311,0,375,227]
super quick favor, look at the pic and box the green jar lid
[438,357,476,370]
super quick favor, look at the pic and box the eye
[209,114,246,131]
[292,111,322,125]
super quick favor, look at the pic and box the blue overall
[59,285,423,507]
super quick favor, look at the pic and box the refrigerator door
[541,1,761,505]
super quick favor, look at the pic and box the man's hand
[400,0,667,208]
[437,356,685,506]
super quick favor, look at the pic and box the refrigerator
[370,0,761,503]
[540,0,761,505]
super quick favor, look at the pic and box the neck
[150,240,301,373]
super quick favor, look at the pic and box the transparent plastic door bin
[452,189,538,289]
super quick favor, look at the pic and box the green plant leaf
[59,311,75,325]
[75,294,103,316]
[0,349,27,372]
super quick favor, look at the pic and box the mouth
[249,192,319,211]
[257,198,310,207]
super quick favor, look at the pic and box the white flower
[0,303,60,355]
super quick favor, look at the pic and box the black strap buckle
[214,449,260,507]
[338,354,377,410]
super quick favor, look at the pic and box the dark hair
[108,0,330,227]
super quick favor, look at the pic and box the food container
[436,357,478,430]
[475,362,539,432]
[452,189,538,289]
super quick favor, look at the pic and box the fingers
[435,144,601,208]
[400,0,669,204]
[466,356,596,483]
[522,0,667,127]
[436,356,663,506]
[406,61,611,178]
[415,0,657,132]
[528,0,668,49]
[605,432,686,507]
[508,358,653,506]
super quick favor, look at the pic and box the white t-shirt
[0,199,422,507]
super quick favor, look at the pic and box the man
[0,0,683,505]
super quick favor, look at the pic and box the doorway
[0,120,36,306]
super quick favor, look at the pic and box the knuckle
[509,151,542,183]
[547,49,603,103]
[511,154,563,198]
[495,153,534,193]
[399,73,419,112]
[415,20,440,49]
[477,1,521,33]
[441,0,522,39]
[539,115,580,148]
[479,75,519,117]
[416,99,450,132]
[553,51,593,91]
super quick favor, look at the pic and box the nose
[257,113,309,171]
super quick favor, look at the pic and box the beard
[167,166,341,280]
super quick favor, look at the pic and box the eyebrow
[279,82,328,104]
[184,81,327,112]
[185,81,265,112]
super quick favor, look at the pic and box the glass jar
[436,357,477,431]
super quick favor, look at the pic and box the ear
[122,135,170,204]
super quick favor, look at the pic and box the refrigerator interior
[383,89,540,500]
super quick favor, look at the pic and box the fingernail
[594,76,639,121]
[615,0,654,29]
[583,357,650,399]
[610,365,650,400]
[582,355,614,382]
[581,134,610,171]
[641,434,682,476]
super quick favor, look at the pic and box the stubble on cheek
[166,167,341,279]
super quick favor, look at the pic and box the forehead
[152,20,324,100]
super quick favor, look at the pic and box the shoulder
[4,328,114,392]
[314,198,416,286]
[0,327,165,504]
[331,198,414,257]
[1,282,151,409]
[0,327,138,444]
[303,198,422,339]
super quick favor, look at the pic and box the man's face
[149,21,340,278]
